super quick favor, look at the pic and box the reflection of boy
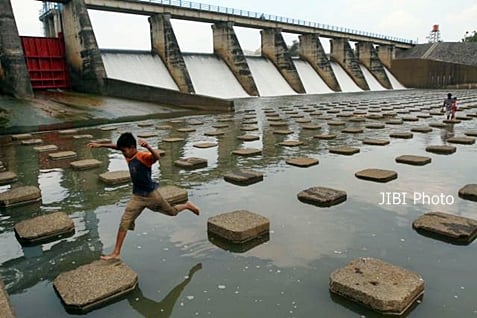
[88,132,199,260]
[443,93,453,120]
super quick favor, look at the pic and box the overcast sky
[10,0,477,53]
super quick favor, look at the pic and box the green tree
[288,40,300,57]
[462,31,477,42]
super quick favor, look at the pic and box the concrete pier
[213,22,258,96]
[330,38,369,91]
[149,14,195,94]
[377,45,395,69]
[356,42,392,89]
[0,0,33,98]
[299,34,341,92]
[261,28,305,94]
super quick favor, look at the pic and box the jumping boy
[88,132,200,260]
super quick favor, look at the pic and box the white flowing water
[330,62,362,92]
[183,54,249,99]
[102,52,178,90]
[385,68,406,89]
[246,57,297,96]
[293,59,333,94]
[359,65,386,91]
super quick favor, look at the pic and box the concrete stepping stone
[295,118,311,123]
[0,161,5,172]
[232,148,262,156]
[425,145,456,155]
[137,132,158,138]
[237,134,260,141]
[443,119,461,124]
[366,114,384,120]
[279,140,303,147]
[99,170,130,185]
[273,129,293,135]
[0,279,15,318]
[314,134,337,140]
[297,186,347,207]
[386,119,403,125]
[269,121,288,127]
[401,116,419,122]
[410,127,433,133]
[174,157,208,170]
[330,257,424,315]
[138,122,154,127]
[329,146,360,156]
[389,132,413,139]
[188,120,204,125]
[70,159,102,170]
[464,131,477,137]
[447,136,475,145]
[176,127,196,133]
[207,210,269,244]
[349,117,366,123]
[362,138,390,146]
[0,171,17,185]
[417,114,431,119]
[240,125,258,131]
[21,138,43,145]
[14,212,75,245]
[0,186,41,207]
[216,118,233,123]
[301,124,321,130]
[73,134,93,139]
[156,125,172,130]
[90,138,111,144]
[34,144,58,152]
[158,185,188,204]
[327,120,346,126]
[456,115,472,121]
[54,260,138,314]
[204,130,225,137]
[212,123,229,129]
[365,123,385,129]
[458,184,477,202]
[341,127,363,134]
[11,133,32,140]
[242,120,258,125]
[267,117,283,122]
[395,155,431,166]
[429,122,447,128]
[169,119,184,124]
[286,157,319,167]
[193,142,217,148]
[224,169,263,186]
[49,151,77,160]
[59,129,78,135]
[100,126,118,131]
[412,212,477,244]
[355,169,397,183]
[162,137,185,142]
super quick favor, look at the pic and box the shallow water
[1,89,477,317]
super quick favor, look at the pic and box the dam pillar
[212,22,258,96]
[261,28,305,94]
[0,0,33,98]
[62,0,106,93]
[377,45,394,69]
[330,38,369,90]
[356,42,392,89]
[299,33,341,92]
[149,14,194,94]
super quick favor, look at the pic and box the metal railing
[40,0,415,44]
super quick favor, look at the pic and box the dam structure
[3,0,418,103]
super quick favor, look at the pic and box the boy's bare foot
[100,253,120,260]
[186,201,200,215]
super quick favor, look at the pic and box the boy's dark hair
[116,132,136,149]
[447,93,452,98]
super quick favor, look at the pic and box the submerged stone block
[286,157,319,167]
[232,148,262,156]
[329,257,424,315]
[11,133,32,140]
[395,155,432,166]
[207,210,269,244]
[279,140,303,147]
[0,279,15,318]
[0,186,41,208]
[34,144,58,152]
[224,169,263,186]
[174,157,208,170]
[342,127,363,134]
[464,131,477,137]
[157,185,188,204]
[447,136,475,145]
[425,145,456,155]
[204,130,225,137]
[237,134,260,141]
[54,260,138,314]
[458,184,477,202]
[21,138,43,145]
[70,159,102,170]
[362,138,390,146]
[49,151,77,160]
[313,134,337,140]
[297,186,347,207]
[329,146,360,156]
[99,170,131,185]
[412,212,477,244]
[0,171,17,185]
[390,132,413,139]
[193,142,217,148]
[14,212,75,245]
[410,126,433,133]
[355,169,397,183]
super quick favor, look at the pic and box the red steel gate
[20,35,69,89]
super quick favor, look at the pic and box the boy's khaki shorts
[120,189,178,231]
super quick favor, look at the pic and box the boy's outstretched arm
[138,139,161,160]
[87,142,118,150]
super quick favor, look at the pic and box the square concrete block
[21,138,43,145]
[174,157,208,170]
[70,159,102,170]
[193,142,217,148]
[157,185,188,204]
[162,137,185,142]
[329,146,360,156]
[237,134,260,141]
[49,151,77,160]
[14,212,75,245]
[73,134,93,140]
[362,138,390,146]
[0,186,41,208]
[390,132,413,139]
[365,123,385,129]
[286,157,319,168]
[0,279,15,318]
[313,134,337,140]
[0,171,17,185]
[342,128,363,134]
[412,212,477,244]
[447,136,475,145]
[301,124,322,130]
[11,133,32,140]
[458,184,477,202]
[297,186,347,207]
[464,131,477,137]
[204,130,225,136]
[232,148,262,156]
[273,129,293,135]
[59,129,78,135]
[330,258,424,315]
[54,260,138,314]
[425,145,456,155]
[177,127,196,132]
[207,210,269,244]
[99,170,131,185]
[410,127,433,133]
[34,144,58,152]
[224,169,263,186]
[395,155,432,166]
[429,122,447,128]
[355,169,397,183]
[279,140,303,147]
